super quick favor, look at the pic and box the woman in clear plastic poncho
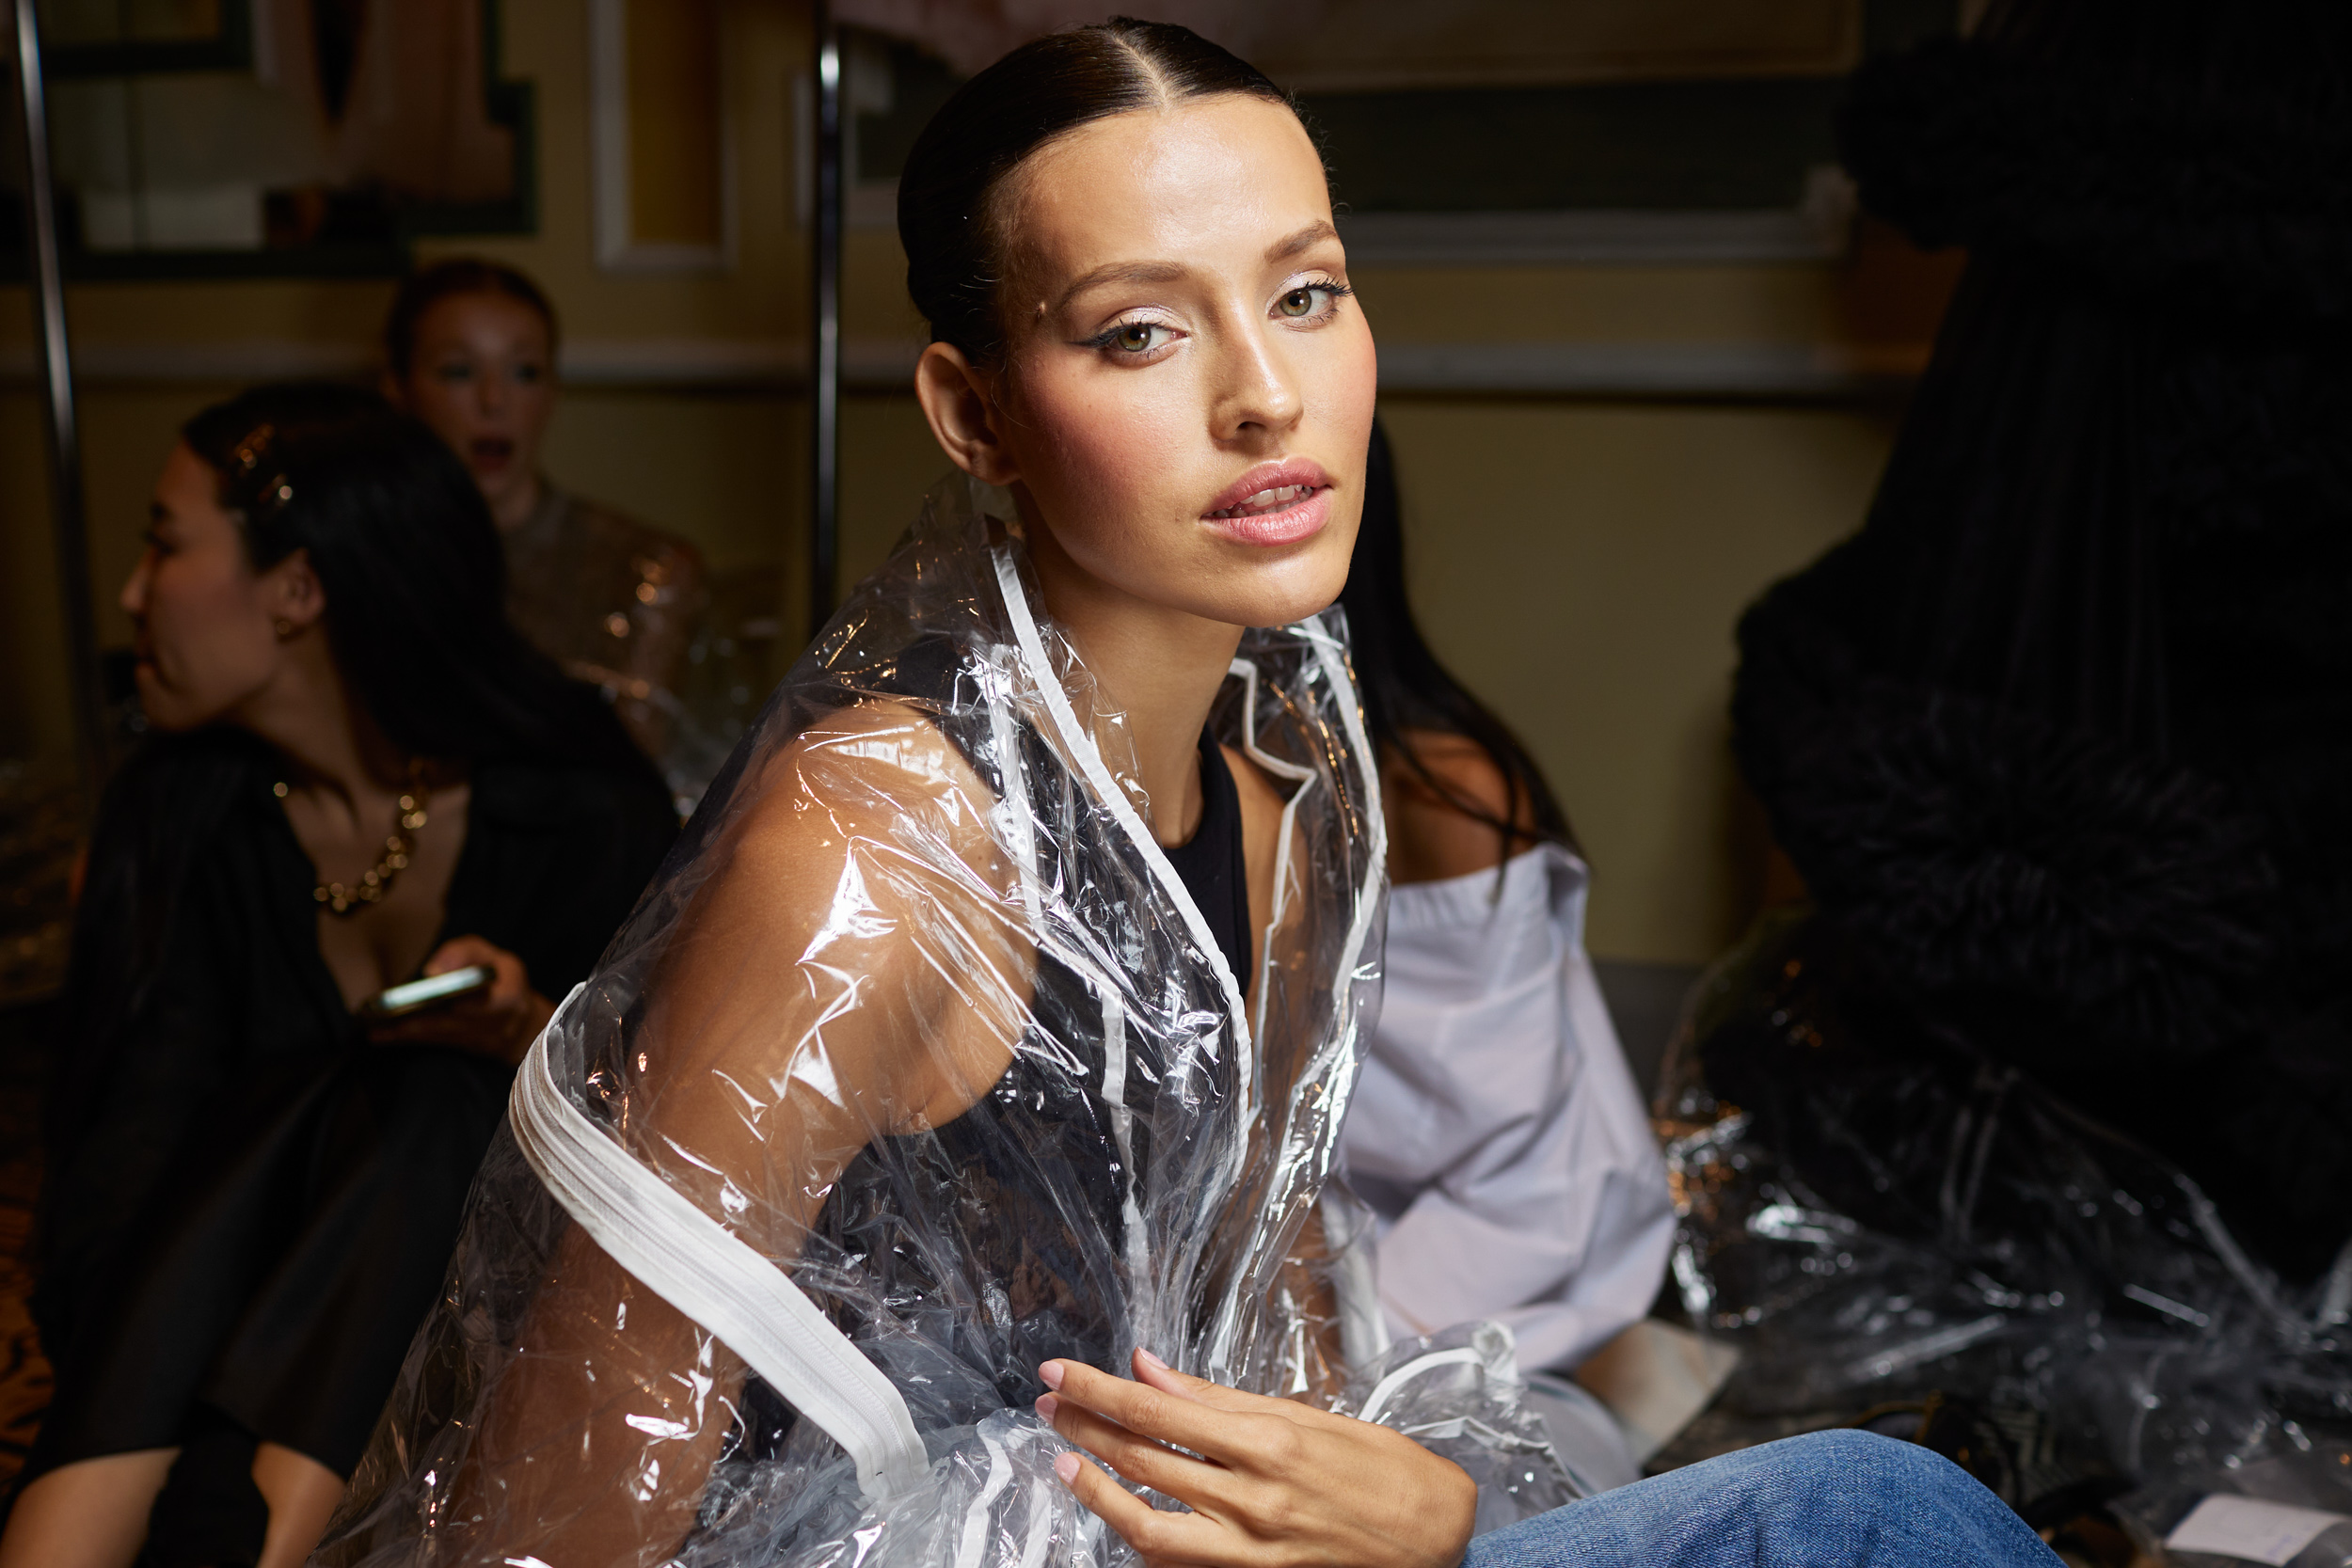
[315,22,2069,1568]
[319,22,1546,1568]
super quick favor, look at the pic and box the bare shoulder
[1391,729,1518,821]
[697,695,1020,944]
[1381,727,1537,886]
[737,697,999,845]
[645,694,1029,1134]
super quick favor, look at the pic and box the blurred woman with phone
[2,384,676,1568]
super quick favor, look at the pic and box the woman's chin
[1229,546,1355,628]
[132,670,222,735]
[139,703,213,736]
[1189,567,1352,631]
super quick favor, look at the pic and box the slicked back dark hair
[898,17,1297,365]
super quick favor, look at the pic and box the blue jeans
[1464,1431,2062,1568]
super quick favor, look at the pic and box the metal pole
[808,1,843,639]
[11,0,103,808]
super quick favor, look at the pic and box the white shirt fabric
[1344,843,1676,1375]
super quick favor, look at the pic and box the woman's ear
[262,548,327,636]
[914,342,1020,486]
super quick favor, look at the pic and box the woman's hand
[367,935,554,1065]
[1036,1349,1477,1568]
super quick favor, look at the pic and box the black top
[719,718,1257,1471]
[32,736,676,1484]
[850,636,1252,984]
[1163,727,1252,987]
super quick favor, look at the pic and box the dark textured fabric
[1838,11,2352,325]
[28,742,675,1503]
[1732,0,2352,1279]
[134,1408,270,1568]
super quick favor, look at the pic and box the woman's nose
[120,551,151,615]
[1212,329,1303,443]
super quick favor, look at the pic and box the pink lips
[1200,458,1333,546]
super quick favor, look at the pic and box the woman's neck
[493,470,546,532]
[1023,517,1244,849]
[231,632,412,820]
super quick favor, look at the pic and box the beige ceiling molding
[3,335,1922,397]
[845,167,1862,265]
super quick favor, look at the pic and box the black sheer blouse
[31,737,676,1491]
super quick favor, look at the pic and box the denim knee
[1775,1428,1946,1495]
[1740,1428,2034,1561]
[1461,1425,2057,1568]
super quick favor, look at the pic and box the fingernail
[1040,1360,1065,1389]
[1035,1392,1059,1421]
[1136,1347,1168,1370]
[1055,1452,1080,1484]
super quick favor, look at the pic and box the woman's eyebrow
[1266,220,1339,262]
[1049,219,1341,314]
[1052,260,1187,313]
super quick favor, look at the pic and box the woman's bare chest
[284,781,472,1010]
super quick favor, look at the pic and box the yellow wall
[0,0,1959,967]
[1385,400,1890,960]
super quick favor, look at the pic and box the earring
[274,618,294,639]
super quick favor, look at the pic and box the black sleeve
[460,763,678,1003]
[38,833,241,1349]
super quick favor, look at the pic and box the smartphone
[360,965,494,1020]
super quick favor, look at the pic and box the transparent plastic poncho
[1659,909,2352,1555]
[319,478,1570,1567]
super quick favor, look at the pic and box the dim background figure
[2,386,675,1568]
[383,258,713,802]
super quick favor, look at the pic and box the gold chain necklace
[273,764,430,915]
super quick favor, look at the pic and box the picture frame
[3,0,534,281]
[588,0,735,274]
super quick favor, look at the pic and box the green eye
[1278,287,1319,318]
[1084,319,1174,356]
[435,363,473,383]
